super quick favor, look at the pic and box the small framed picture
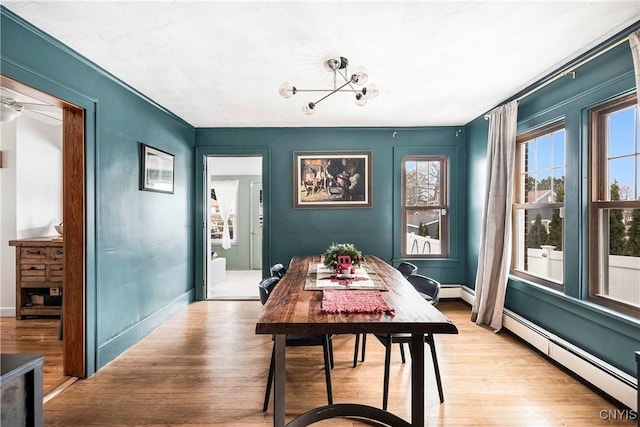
[139,143,175,194]
[293,151,372,208]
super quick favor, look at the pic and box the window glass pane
[405,159,441,206]
[607,107,635,158]
[596,208,640,308]
[553,130,565,168]
[608,158,635,201]
[405,160,417,205]
[552,171,565,204]
[406,209,442,255]
[513,207,564,283]
[536,134,551,170]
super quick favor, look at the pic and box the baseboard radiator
[446,285,638,410]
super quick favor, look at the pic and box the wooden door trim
[1,75,86,378]
[62,106,85,377]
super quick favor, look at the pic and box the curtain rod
[484,34,632,120]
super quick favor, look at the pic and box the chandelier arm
[336,69,359,94]
[311,79,354,106]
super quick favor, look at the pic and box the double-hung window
[402,156,447,257]
[589,94,640,315]
[512,121,566,288]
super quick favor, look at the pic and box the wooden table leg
[274,334,286,427]
[411,334,425,427]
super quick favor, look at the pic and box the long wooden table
[255,255,459,426]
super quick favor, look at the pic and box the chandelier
[278,54,379,114]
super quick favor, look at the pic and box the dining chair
[352,261,419,367]
[396,261,418,277]
[355,274,444,409]
[269,263,287,278]
[258,276,334,412]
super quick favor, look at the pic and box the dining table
[255,254,459,427]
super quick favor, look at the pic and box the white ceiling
[3,1,639,128]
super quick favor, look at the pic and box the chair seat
[276,334,330,346]
[373,332,427,343]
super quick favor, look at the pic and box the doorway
[0,75,86,381]
[205,156,262,299]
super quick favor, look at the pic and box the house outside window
[512,121,565,288]
[589,94,640,316]
[402,156,447,257]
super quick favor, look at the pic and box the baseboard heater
[452,285,638,410]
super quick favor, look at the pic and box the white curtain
[630,30,640,108]
[212,180,239,250]
[471,100,518,331]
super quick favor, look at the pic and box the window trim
[588,93,640,317]
[401,155,448,258]
[511,120,565,290]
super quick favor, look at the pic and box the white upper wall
[0,114,62,316]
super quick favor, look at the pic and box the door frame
[195,147,271,301]
[2,75,87,378]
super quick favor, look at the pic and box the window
[210,187,237,244]
[589,94,640,315]
[402,156,447,257]
[512,121,565,288]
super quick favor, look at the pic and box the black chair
[352,261,419,367]
[396,261,418,277]
[269,263,287,278]
[355,274,444,409]
[259,276,333,412]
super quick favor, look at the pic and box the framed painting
[293,151,372,208]
[139,143,175,194]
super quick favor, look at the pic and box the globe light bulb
[363,83,379,99]
[355,93,367,106]
[279,82,296,98]
[302,102,316,115]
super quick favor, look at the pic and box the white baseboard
[0,306,16,317]
[440,284,637,410]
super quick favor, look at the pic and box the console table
[9,237,63,319]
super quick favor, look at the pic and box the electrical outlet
[50,287,60,296]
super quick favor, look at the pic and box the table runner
[321,289,395,314]
[304,262,388,291]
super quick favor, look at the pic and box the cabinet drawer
[48,247,64,259]
[20,263,46,280]
[48,264,64,282]
[20,247,46,259]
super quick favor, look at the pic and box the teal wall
[210,175,261,269]
[5,3,636,383]
[1,8,195,374]
[465,39,640,376]
[195,127,467,285]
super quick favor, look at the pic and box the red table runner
[321,289,395,314]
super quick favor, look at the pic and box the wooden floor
[0,316,72,398]
[4,300,633,426]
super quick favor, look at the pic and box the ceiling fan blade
[21,106,62,124]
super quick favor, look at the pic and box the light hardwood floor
[4,300,634,426]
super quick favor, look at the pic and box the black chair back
[258,276,280,305]
[406,274,440,305]
[270,263,287,278]
[396,261,418,278]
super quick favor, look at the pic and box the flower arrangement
[322,242,364,269]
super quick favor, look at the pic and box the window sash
[402,156,447,257]
[589,93,640,316]
[512,121,565,287]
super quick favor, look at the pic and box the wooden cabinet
[9,238,63,319]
